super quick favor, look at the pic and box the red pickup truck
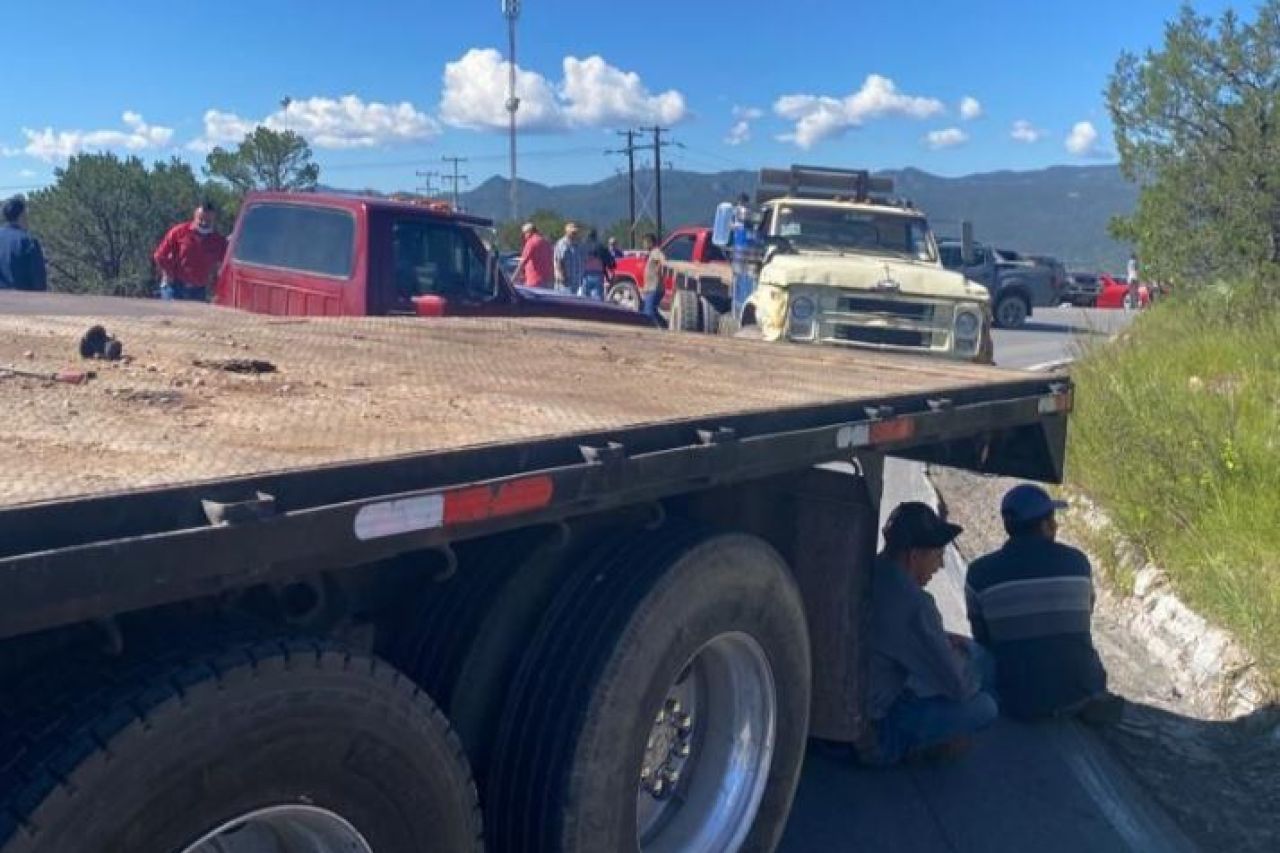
[608,226,730,310]
[216,192,653,327]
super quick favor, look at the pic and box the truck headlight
[790,296,816,321]
[953,307,982,351]
[787,296,817,340]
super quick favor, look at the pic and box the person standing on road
[607,236,624,260]
[553,222,584,295]
[581,228,607,300]
[513,222,554,288]
[640,232,665,321]
[153,201,228,301]
[966,485,1120,724]
[1126,253,1141,311]
[0,196,47,291]
[866,502,998,765]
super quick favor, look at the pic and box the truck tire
[669,289,702,333]
[994,293,1030,329]
[487,526,811,853]
[606,278,642,311]
[700,296,725,335]
[0,637,482,853]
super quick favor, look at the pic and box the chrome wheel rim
[181,804,373,853]
[609,284,640,310]
[636,632,777,853]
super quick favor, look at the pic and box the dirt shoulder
[928,464,1280,853]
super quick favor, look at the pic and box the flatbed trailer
[0,292,1070,853]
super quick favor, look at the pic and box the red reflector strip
[443,475,555,526]
[869,417,916,445]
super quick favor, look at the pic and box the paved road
[990,305,1133,369]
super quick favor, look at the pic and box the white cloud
[925,127,969,149]
[190,96,440,152]
[560,55,686,126]
[1065,120,1100,156]
[725,106,763,146]
[440,48,564,131]
[439,48,687,133]
[12,112,174,162]
[959,96,983,121]
[1010,119,1045,143]
[773,74,943,149]
[17,169,36,178]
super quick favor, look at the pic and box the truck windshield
[392,219,494,301]
[774,206,936,262]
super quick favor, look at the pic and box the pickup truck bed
[3,292,1043,507]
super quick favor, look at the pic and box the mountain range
[455,165,1138,273]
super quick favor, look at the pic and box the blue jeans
[875,640,999,764]
[641,288,662,318]
[580,272,604,300]
[160,283,207,302]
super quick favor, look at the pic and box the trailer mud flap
[783,460,881,743]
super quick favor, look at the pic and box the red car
[608,227,729,310]
[216,192,654,328]
[1095,274,1150,309]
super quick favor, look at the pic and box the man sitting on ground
[867,502,998,764]
[966,484,1120,723]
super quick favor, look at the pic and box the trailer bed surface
[1,292,1042,508]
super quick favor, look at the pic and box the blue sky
[0,0,1239,194]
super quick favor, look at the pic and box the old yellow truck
[664,165,994,363]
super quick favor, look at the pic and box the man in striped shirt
[966,484,1119,723]
[553,222,585,295]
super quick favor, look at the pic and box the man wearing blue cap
[966,484,1119,722]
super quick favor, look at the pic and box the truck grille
[837,295,935,321]
[832,326,931,348]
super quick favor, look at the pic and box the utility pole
[440,156,469,209]
[607,130,639,248]
[414,170,438,197]
[502,0,521,223]
[643,127,674,240]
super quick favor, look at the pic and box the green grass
[1067,288,1280,695]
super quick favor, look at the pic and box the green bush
[1068,289,1280,691]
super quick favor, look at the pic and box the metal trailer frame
[0,375,1070,643]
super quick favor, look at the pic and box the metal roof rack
[755,165,895,204]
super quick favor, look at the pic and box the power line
[607,130,640,248]
[440,156,469,209]
[414,170,438,196]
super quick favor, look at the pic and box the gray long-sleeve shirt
[867,554,976,720]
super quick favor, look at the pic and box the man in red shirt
[512,222,553,288]
[153,201,228,301]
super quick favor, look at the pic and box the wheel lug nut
[674,742,691,758]
[666,698,682,715]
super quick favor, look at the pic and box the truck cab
[215,192,653,327]
[748,166,993,362]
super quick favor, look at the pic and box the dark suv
[1062,271,1102,307]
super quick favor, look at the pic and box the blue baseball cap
[1000,484,1068,523]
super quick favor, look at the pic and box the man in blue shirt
[0,196,48,291]
[967,484,1120,723]
[867,502,998,764]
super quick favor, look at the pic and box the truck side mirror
[960,221,975,266]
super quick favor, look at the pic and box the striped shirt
[966,536,1107,719]
[554,237,585,290]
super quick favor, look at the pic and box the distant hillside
[458,165,1137,272]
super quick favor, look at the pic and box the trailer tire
[700,296,724,335]
[0,637,482,853]
[488,526,810,853]
[669,289,702,333]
